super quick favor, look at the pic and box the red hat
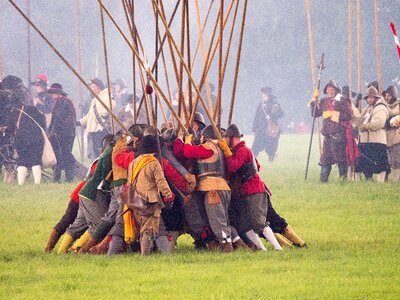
[37,74,48,82]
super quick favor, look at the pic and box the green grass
[1,134,399,299]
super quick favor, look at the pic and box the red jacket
[115,149,187,194]
[69,161,97,203]
[226,141,265,195]
[173,138,194,171]
[182,142,214,159]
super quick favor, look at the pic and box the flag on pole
[390,21,400,61]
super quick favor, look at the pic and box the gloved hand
[185,134,194,145]
[75,121,81,127]
[308,97,318,107]
[164,193,175,209]
[184,173,196,193]
[313,89,320,98]
[390,116,400,127]
[218,139,232,158]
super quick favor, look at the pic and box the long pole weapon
[76,0,85,163]
[305,53,325,180]
[374,0,382,93]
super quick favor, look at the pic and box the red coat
[226,141,265,195]
[69,161,97,203]
[173,138,194,171]
[182,143,213,159]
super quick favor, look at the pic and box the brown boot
[140,233,154,256]
[274,233,293,248]
[283,225,306,248]
[44,229,61,253]
[221,241,233,253]
[233,238,250,251]
[207,239,221,251]
[89,236,111,255]
[77,237,97,254]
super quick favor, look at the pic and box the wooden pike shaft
[8,0,133,137]
[215,0,223,127]
[348,0,352,98]
[99,4,115,133]
[374,0,382,93]
[228,0,247,126]
[154,0,222,139]
[97,0,189,135]
[356,0,361,94]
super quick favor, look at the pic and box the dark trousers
[54,200,79,235]
[251,133,280,159]
[53,134,76,182]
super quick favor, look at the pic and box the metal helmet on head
[194,112,206,129]
[201,125,218,140]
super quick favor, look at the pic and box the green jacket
[79,145,113,201]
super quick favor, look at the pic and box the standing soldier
[47,83,76,183]
[309,80,353,182]
[355,86,389,182]
[76,78,116,159]
[384,85,400,182]
[251,86,284,161]
[32,74,53,127]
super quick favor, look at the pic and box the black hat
[201,125,218,140]
[31,74,48,88]
[342,86,356,98]
[102,134,115,150]
[90,77,105,90]
[111,78,127,89]
[225,124,243,138]
[260,86,272,96]
[323,80,341,94]
[2,75,23,90]
[194,111,206,129]
[142,135,158,154]
[47,83,67,96]
[161,128,177,144]
[385,85,398,99]
[367,81,379,90]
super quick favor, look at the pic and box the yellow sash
[124,155,157,244]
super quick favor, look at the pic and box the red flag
[390,21,400,61]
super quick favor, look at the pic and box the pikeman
[223,124,282,251]
[182,125,246,252]
[309,80,353,182]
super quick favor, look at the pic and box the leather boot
[338,163,347,179]
[274,233,292,248]
[89,236,111,255]
[69,230,90,253]
[140,233,154,256]
[320,165,332,183]
[221,241,233,253]
[233,238,250,251]
[57,234,74,254]
[283,225,307,248]
[78,237,97,254]
[44,229,61,253]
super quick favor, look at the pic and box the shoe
[221,241,233,253]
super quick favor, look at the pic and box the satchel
[266,119,280,138]
[41,128,57,168]
[125,179,158,217]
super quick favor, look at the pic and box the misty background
[0,0,399,133]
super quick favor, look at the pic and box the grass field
[0,134,399,299]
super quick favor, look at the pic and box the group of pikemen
[45,116,307,256]
[309,79,400,183]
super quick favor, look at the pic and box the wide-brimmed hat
[2,75,23,90]
[364,86,380,99]
[111,78,127,89]
[261,86,272,96]
[342,86,356,98]
[323,80,341,94]
[31,74,48,88]
[47,83,67,96]
[225,124,243,138]
[90,77,105,90]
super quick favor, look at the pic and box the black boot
[320,165,332,183]
[53,166,61,183]
[338,163,347,179]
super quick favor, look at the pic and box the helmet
[161,128,177,143]
[201,125,218,140]
[128,124,144,139]
[323,79,341,94]
[194,112,206,129]
[225,124,243,138]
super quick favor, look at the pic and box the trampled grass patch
[0,134,399,299]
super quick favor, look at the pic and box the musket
[305,53,325,180]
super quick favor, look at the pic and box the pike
[305,52,325,180]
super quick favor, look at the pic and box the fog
[1,0,399,133]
